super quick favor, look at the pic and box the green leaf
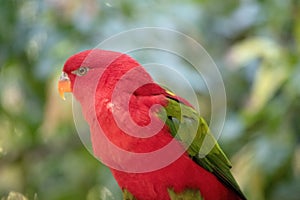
[227,37,290,114]
[4,192,28,200]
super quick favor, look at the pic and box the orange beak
[58,72,72,100]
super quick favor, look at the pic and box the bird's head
[58,49,123,100]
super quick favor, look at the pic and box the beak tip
[59,89,66,100]
[60,94,66,101]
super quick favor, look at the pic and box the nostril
[59,72,70,81]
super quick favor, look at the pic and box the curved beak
[58,72,72,100]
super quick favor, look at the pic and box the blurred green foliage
[0,0,299,200]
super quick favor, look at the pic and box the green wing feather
[161,96,247,200]
[168,188,203,200]
[123,188,203,200]
[122,189,136,200]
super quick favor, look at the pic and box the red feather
[63,49,243,200]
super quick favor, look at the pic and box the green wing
[168,188,203,200]
[122,189,136,200]
[160,96,247,200]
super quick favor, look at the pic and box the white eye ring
[72,66,89,76]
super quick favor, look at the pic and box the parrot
[58,49,247,200]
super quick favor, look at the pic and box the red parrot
[58,49,247,200]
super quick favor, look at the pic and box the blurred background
[0,0,299,199]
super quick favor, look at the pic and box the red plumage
[62,49,243,200]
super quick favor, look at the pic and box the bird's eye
[72,66,89,76]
